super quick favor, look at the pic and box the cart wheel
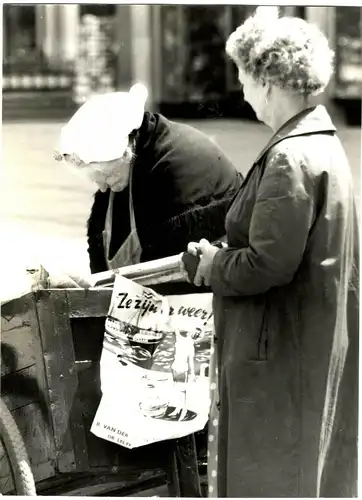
[0,399,36,495]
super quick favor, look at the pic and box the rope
[0,399,37,495]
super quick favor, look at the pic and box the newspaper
[91,274,213,449]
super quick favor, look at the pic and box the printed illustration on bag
[103,289,211,422]
[91,275,213,449]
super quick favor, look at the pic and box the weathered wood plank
[25,293,58,467]
[11,402,56,485]
[35,289,89,473]
[2,364,41,411]
[1,292,58,483]
[66,288,112,318]
[1,294,37,376]
[1,292,33,317]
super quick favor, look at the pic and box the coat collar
[254,105,336,164]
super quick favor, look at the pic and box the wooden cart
[1,262,208,496]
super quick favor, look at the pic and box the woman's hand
[187,239,219,287]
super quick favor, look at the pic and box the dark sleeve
[210,146,316,296]
[140,195,237,262]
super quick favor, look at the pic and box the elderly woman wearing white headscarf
[54,83,242,497]
[55,84,241,277]
[187,7,359,498]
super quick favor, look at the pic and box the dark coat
[210,106,359,497]
[87,112,242,276]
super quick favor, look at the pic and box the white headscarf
[57,83,148,164]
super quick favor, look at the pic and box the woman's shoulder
[136,113,240,207]
[265,132,345,177]
[257,133,352,205]
[153,113,235,164]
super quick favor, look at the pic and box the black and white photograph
[1,3,361,498]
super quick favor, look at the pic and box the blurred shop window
[334,6,362,99]
[3,4,39,71]
[157,4,308,115]
[184,6,227,102]
[279,6,306,18]
[160,6,186,103]
[295,7,306,18]
[74,6,117,104]
[80,5,116,17]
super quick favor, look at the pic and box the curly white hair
[226,6,334,96]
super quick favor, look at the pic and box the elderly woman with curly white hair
[187,7,359,498]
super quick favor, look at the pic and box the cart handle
[90,253,187,287]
